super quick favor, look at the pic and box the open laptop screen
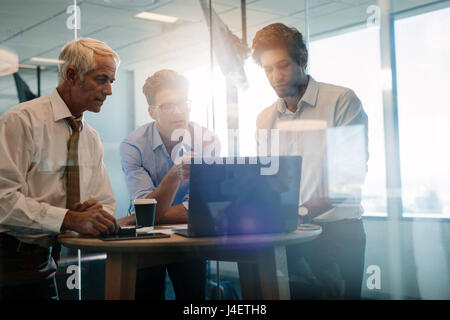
[187,156,302,237]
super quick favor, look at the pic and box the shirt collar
[151,121,192,156]
[49,88,84,124]
[50,89,72,121]
[151,121,164,151]
[276,75,319,114]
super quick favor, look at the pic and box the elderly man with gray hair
[0,38,120,299]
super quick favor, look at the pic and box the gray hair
[58,38,120,85]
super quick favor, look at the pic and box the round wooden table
[59,226,321,300]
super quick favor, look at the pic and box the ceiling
[0,0,446,112]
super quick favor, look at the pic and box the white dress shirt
[0,89,116,247]
[256,76,369,222]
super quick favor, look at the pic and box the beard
[273,83,300,98]
[275,87,294,98]
[275,74,309,99]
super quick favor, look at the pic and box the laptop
[175,156,302,237]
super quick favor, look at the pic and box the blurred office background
[0,0,449,299]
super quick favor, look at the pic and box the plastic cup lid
[133,198,157,205]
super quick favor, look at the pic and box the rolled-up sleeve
[0,113,67,234]
[335,89,369,163]
[120,140,156,201]
[314,90,369,221]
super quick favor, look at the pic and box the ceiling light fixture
[30,57,64,64]
[19,64,47,70]
[135,11,178,23]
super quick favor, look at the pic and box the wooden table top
[58,225,322,253]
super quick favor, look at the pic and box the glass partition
[1,0,450,301]
[395,7,450,218]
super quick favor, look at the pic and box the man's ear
[148,106,156,120]
[66,66,79,85]
[300,49,308,70]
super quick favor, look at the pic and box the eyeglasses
[155,100,191,112]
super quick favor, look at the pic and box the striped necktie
[66,118,81,209]
[51,118,81,265]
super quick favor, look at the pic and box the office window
[185,66,228,156]
[238,60,277,157]
[395,7,450,218]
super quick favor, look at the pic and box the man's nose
[272,68,283,83]
[104,82,112,96]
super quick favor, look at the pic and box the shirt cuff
[102,205,115,216]
[182,201,189,211]
[40,205,69,233]
[135,190,154,200]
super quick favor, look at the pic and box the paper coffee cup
[134,198,157,229]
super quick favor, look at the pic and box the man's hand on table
[61,199,119,236]
[300,197,335,223]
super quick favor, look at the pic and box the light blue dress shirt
[120,121,219,213]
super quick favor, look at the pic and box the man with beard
[252,23,368,299]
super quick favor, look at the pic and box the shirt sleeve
[0,113,67,234]
[120,140,156,201]
[334,89,369,163]
[313,90,369,221]
[87,133,116,216]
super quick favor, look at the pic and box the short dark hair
[251,23,307,66]
[142,69,189,106]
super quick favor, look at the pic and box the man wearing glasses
[118,69,219,300]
